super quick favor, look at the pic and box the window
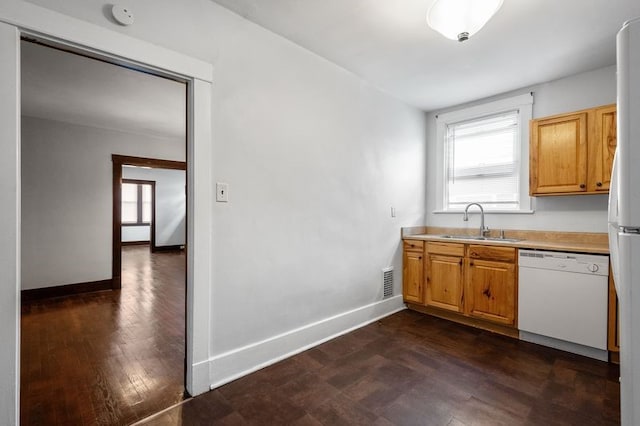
[435,93,533,212]
[122,180,153,225]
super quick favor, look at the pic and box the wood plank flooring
[21,245,186,426]
[139,310,620,426]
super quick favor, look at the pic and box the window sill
[432,210,535,215]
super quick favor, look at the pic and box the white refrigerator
[610,16,640,426]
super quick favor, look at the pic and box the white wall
[21,116,184,290]
[122,167,186,247]
[426,65,616,233]
[11,0,427,385]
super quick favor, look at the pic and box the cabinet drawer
[426,242,465,257]
[468,245,516,262]
[403,240,424,252]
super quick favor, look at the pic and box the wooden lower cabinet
[403,250,424,304]
[465,258,516,325]
[425,242,465,313]
[402,240,424,304]
[426,253,463,312]
[466,245,517,326]
[403,239,517,331]
[609,268,620,357]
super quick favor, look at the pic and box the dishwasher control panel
[518,250,609,276]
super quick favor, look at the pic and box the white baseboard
[188,358,211,396]
[519,331,609,362]
[208,295,405,389]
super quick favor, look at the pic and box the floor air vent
[382,267,393,299]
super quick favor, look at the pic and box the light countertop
[402,227,609,255]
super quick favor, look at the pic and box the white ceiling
[20,1,640,128]
[210,0,640,111]
[21,41,186,139]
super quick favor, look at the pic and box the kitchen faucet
[463,203,490,237]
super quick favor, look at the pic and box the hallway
[20,246,186,425]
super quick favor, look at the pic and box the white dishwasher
[518,250,609,360]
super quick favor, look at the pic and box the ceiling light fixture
[427,0,504,42]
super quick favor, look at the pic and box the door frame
[0,6,214,423]
[112,155,187,289]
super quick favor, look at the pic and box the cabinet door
[426,254,463,312]
[589,105,617,192]
[609,270,620,352]
[530,112,588,195]
[403,250,424,304]
[466,259,516,325]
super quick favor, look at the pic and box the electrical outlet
[216,182,229,202]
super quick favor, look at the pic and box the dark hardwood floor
[21,245,186,425]
[139,309,620,426]
[21,251,620,426]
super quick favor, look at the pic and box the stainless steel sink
[483,237,522,243]
[435,235,522,243]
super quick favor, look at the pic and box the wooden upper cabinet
[530,104,616,196]
[530,112,588,194]
[590,105,617,192]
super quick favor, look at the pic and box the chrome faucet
[463,203,489,237]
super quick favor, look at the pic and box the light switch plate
[216,182,229,202]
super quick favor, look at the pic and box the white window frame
[433,93,534,214]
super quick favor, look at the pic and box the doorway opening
[20,40,190,425]
[112,155,187,289]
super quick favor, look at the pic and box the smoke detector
[112,5,134,26]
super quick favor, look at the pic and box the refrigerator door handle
[609,151,619,225]
[609,224,621,292]
[608,151,621,291]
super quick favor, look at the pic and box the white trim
[0,21,21,426]
[0,1,212,82]
[190,358,212,396]
[432,209,535,215]
[519,331,608,362]
[186,78,213,396]
[434,93,533,213]
[208,296,406,389]
[436,92,533,123]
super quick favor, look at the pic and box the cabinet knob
[596,182,603,187]
[470,262,474,267]
[580,183,586,189]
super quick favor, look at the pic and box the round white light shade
[427,0,504,41]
